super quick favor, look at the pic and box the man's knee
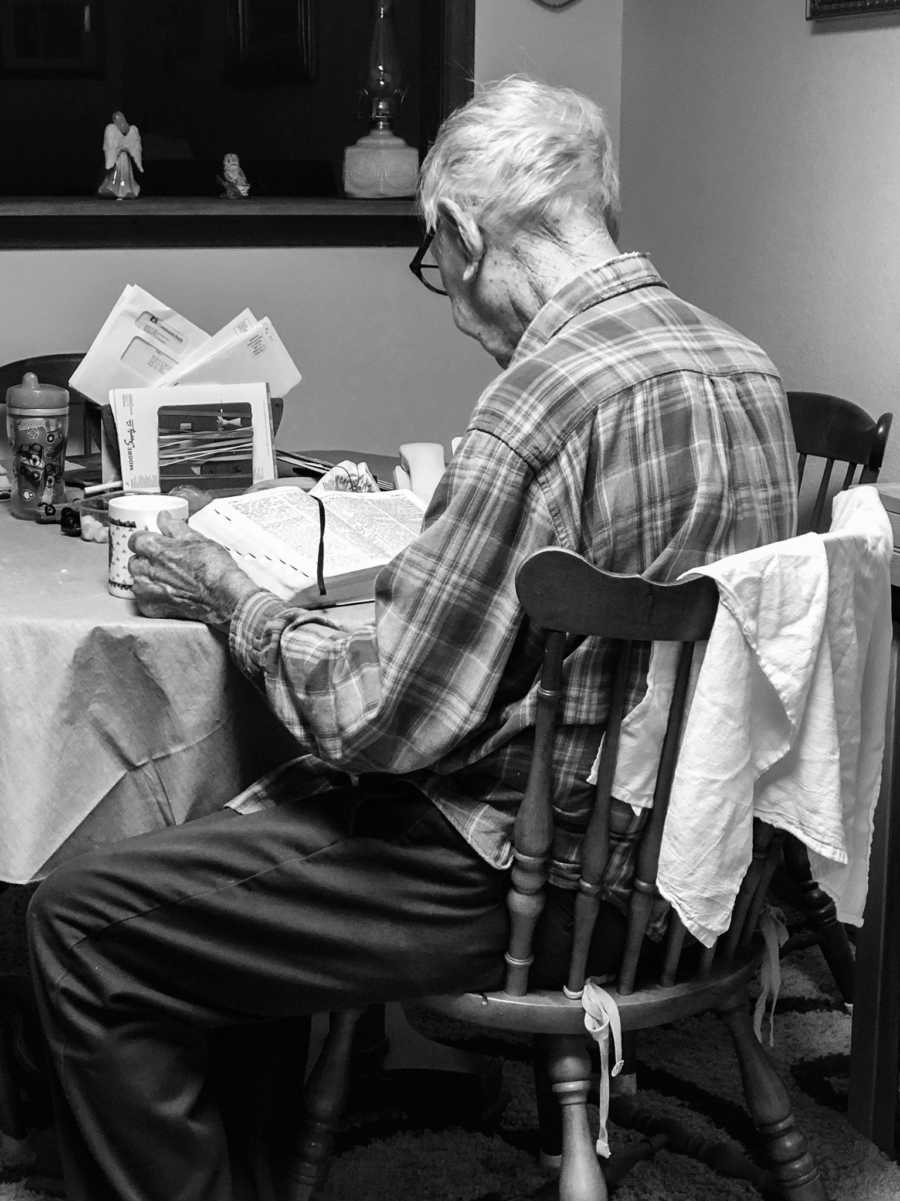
[27,851,110,975]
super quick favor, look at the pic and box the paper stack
[71,284,302,406]
[70,284,302,487]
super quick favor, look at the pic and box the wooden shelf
[0,197,420,249]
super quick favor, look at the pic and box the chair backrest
[0,352,86,398]
[507,548,779,1001]
[788,391,892,533]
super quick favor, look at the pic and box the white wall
[476,0,622,143]
[620,0,900,480]
[0,246,491,458]
[0,1,624,460]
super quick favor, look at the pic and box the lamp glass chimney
[365,1,405,130]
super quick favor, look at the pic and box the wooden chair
[789,391,892,534]
[783,391,894,1006]
[288,549,827,1201]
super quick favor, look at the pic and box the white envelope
[163,315,302,400]
[71,284,211,405]
[173,307,257,377]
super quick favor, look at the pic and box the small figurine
[98,110,143,199]
[218,153,250,199]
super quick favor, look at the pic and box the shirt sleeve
[228,431,555,773]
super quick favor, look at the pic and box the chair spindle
[698,941,718,979]
[723,821,776,960]
[811,460,835,531]
[660,914,687,987]
[566,641,631,997]
[505,629,565,996]
[618,641,697,995]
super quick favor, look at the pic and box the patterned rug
[314,949,900,1201]
[1,907,898,1200]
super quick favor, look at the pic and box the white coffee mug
[107,493,189,598]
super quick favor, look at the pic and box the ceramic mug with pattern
[107,493,189,598]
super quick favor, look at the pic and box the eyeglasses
[409,229,447,296]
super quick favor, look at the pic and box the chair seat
[418,956,759,1036]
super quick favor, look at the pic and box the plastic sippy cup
[5,372,69,522]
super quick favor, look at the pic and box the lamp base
[343,129,418,199]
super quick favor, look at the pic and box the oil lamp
[343,0,418,199]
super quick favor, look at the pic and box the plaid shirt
[228,253,797,918]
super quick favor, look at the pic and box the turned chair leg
[538,1034,607,1201]
[286,1008,364,1201]
[783,836,854,1006]
[719,993,828,1201]
[533,1048,563,1169]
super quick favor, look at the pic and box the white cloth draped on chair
[590,484,893,946]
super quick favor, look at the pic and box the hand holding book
[128,510,263,629]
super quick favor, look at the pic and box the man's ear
[436,199,484,283]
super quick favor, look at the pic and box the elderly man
[28,77,797,1201]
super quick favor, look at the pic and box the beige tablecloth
[0,509,298,882]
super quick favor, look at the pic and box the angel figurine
[98,111,143,199]
[218,153,250,199]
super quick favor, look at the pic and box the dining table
[0,497,371,884]
[0,464,380,1150]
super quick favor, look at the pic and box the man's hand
[128,511,260,629]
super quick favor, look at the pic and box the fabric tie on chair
[753,906,790,1046]
[580,981,624,1158]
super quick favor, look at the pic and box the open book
[189,484,426,606]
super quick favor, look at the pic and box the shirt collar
[509,251,665,368]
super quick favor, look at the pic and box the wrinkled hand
[128,511,260,629]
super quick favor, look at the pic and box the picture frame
[807,0,900,18]
[0,0,104,77]
[108,383,277,494]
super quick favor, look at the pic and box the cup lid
[6,371,68,409]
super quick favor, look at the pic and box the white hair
[418,76,620,242]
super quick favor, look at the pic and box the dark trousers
[27,777,510,1201]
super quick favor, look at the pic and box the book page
[227,488,327,568]
[189,492,316,598]
[228,487,386,578]
[318,490,425,559]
